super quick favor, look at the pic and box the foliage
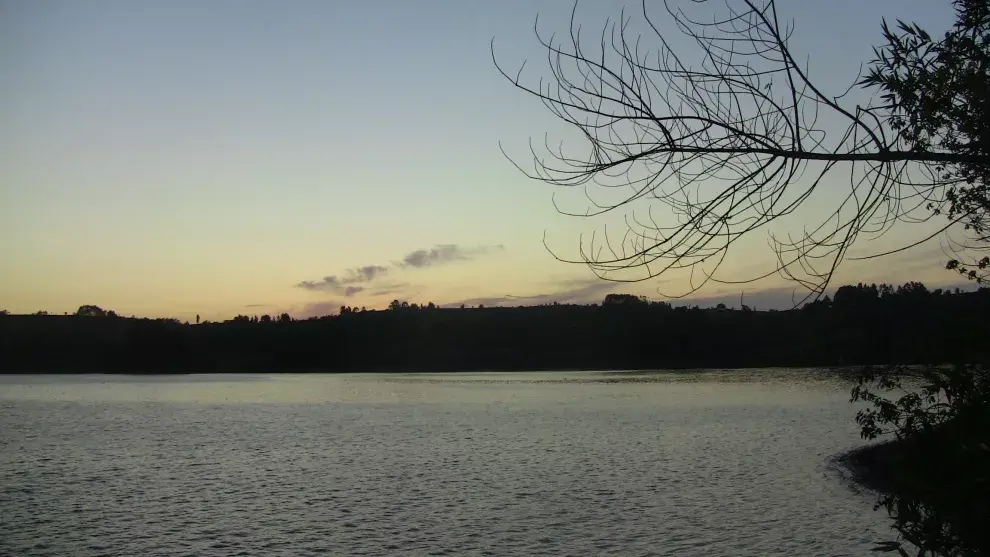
[75,305,107,317]
[860,0,990,284]
[851,364,990,556]
[851,9,990,550]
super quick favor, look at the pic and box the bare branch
[492,0,980,301]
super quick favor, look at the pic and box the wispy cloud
[680,287,810,310]
[397,244,504,269]
[370,282,412,297]
[295,265,389,296]
[680,276,982,310]
[350,265,390,282]
[296,244,504,297]
[444,278,616,308]
[290,301,344,319]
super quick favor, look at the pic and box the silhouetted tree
[603,294,647,307]
[842,5,990,534]
[493,0,989,301]
[859,1,990,285]
[851,364,990,556]
[76,305,107,317]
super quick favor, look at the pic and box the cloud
[446,283,826,311]
[443,278,896,311]
[295,244,504,297]
[289,301,345,319]
[370,282,411,297]
[679,277,982,310]
[680,287,811,310]
[445,278,617,308]
[244,303,273,308]
[296,265,389,296]
[398,244,504,269]
[349,265,390,282]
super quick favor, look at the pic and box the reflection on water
[1,370,890,556]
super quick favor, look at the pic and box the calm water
[1,370,891,556]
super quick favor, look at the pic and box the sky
[0,0,970,320]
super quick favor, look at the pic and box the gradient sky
[0,0,967,320]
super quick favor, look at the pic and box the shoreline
[0,365,872,376]
[835,440,902,495]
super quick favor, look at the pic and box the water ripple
[1,372,891,556]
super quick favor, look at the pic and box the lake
[0,370,892,556]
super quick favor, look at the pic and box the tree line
[1,281,987,374]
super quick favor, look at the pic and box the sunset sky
[0,0,968,321]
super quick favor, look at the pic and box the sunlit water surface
[1,370,890,556]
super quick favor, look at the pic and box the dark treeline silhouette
[1,282,988,374]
